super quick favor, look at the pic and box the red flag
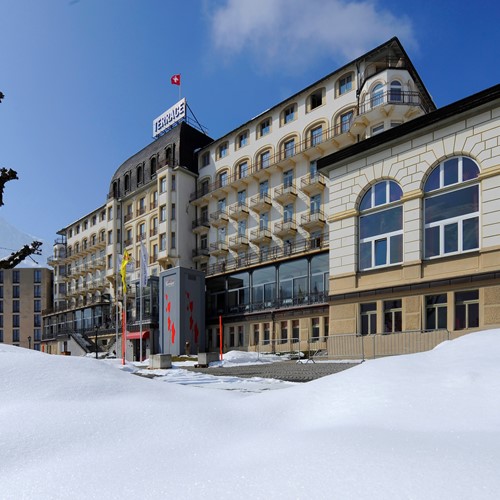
[171,74,181,86]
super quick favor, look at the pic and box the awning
[126,331,150,340]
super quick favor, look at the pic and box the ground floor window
[263,323,270,344]
[229,326,235,347]
[280,321,288,343]
[384,300,402,333]
[311,317,320,340]
[360,303,377,335]
[292,320,300,343]
[253,324,259,345]
[426,294,447,330]
[238,326,244,347]
[455,290,479,330]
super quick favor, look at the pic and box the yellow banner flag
[120,250,130,294]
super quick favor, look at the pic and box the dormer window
[217,142,228,159]
[258,118,271,138]
[237,131,249,149]
[338,73,353,95]
[281,104,297,125]
[307,88,325,112]
[201,151,210,167]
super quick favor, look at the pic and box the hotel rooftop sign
[153,98,186,137]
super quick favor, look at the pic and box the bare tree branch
[0,241,43,269]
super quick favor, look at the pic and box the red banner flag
[171,74,181,86]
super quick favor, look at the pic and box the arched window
[371,83,384,108]
[359,180,403,270]
[150,157,157,175]
[124,174,130,191]
[389,81,402,102]
[424,157,480,259]
[137,165,143,185]
[165,147,172,165]
[217,170,228,188]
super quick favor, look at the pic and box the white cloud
[210,0,416,69]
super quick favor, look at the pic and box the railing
[326,329,450,360]
[205,233,328,276]
[192,216,210,230]
[359,90,430,115]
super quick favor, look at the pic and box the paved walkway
[185,361,360,383]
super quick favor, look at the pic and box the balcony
[250,228,272,244]
[137,206,147,217]
[192,215,210,233]
[124,212,134,223]
[228,202,249,220]
[274,183,297,204]
[209,241,228,256]
[359,90,430,121]
[124,237,133,247]
[300,173,326,195]
[136,233,146,243]
[210,209,229,227]
[248,193,272,213]
[150,227,158,238]
[274,219,297,238]
[149,254,159,264]
[229,234,249,251]
[192,247,210,263]
[300,210,326,231]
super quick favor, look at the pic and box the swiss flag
[171,74,181,86]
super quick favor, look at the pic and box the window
[34,314,41,328]
[171,232,176,249]
[160,233,167,251]
[361,303,377,335]
[253,324,260,345]
[125,228,132,246]
[150,157,157,176]
[200,234,208,250]
[280,321,288,343]
[218,170,228,188]
[308,88,324,110]
[238,326,244,346]
[34,328,41,341]
[259,212,269,230]
[171,174,176,191]
[310,194,321,214]
[389,80,402,102]
[283,170,293,188]
[371,122,385,136]
[338,73,353,95]
[260,150,270,169]
[217,142,228,159]
[137,165,143,185]
[384,300,402,333]
[13,315,20,328]
[160,177,167,193]
[237,131,248,148]
[259,180,269,196]
[13,270,20,283]
[311,126,323,146]
[237,219,246,237]
[160,205,166,222]
[311,317,320,340]
[426,295,447,330]
[359,180,403,270]
[13,285,20,298]
[424,157,479,259]
[237,190,246,205]
[455,290,479,330]
[34,269,41,283]
[238,161,248,179]
[284,203,294,222]
[13,329,20,342]
[0,330,3,342]
[340,111,353,133]
[292,320,300,343]
[124,174,130,191]
[279,259,307,306]
[284,139,295,158]
[171,203,176,221]
[201,152,210,167]
[13,300,20,313]
[258,118,271,137]
[263,323,270,343]
[371,83,384,107]
[107,230,113,245]
[282,104,296,125]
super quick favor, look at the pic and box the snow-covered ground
[2,330,500,499]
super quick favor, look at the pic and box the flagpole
[139,247,143,363]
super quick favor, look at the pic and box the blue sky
[1,0,499,253]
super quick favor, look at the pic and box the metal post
[95,325,99,359]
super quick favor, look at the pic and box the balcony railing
[359,90,430,115]
[205,233,328,276]
[192,215,210,230]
